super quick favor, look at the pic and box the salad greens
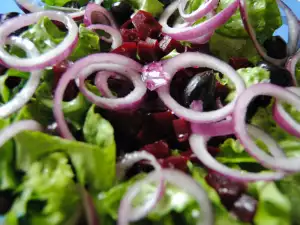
[42,0,89,7]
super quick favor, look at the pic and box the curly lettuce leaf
[5,152,80,225]
[125,0,163,16]
[219,67,270,102]
[42,0,89,7]
[11,17,100,61]
[14,130,116,191]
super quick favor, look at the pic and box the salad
[0,0,300,224]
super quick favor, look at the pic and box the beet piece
[53,60,78,101]
[159,35,184,54]
[172,119,191,142]
[131,10,162,40]
[120,28,140,42]
[231,194,257,222]
[205,172,246,209]
[137,40,163,63]
[180,149,201,164]
[152,110,176,134]
[140,140,170,158]
[120,19,135,29]
[111,42,137,59]
[229,57,254,70]
[162,156,189,172]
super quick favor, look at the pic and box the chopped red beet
[120,28,140,42]
[229,57,254,70]
[111,42,137,60]
[180,149,201,164]
[152,110,176,132]
[159,35,184,54]
[172,118,191,143]
[131,10,162,40]
[162,156,189,172]
[120,19,135,29]
[137,40,163,63]
[140,140,170,158]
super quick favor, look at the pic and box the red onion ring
[118,169,213,225]
[276,0,300,56]
[239,0,298,66]
[191,118,234,137]
[15,0,103,21]
[234,83,300,172]
[0,120,42,148]
[0,37,42,118]
[78,64,146,109]
[159,0,239,40]
[0,11,78,71]
[156,52,246,123]
[178,0,219,22]
[94,71,116,98]
[189,129,285,182]
[84,3,117,28]
[273,87,300,138]
[54,53,143,139]
[116,151,164,222]
[286,50,300,86]
[87,24,122,49]
[79,186,99,225]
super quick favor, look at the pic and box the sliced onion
[0,120,42,148]
[234,83,300,172]
[189,132,285,182]
[79,186,99,225]
[286,50,300,86]
[0,11,78,71]
[54,53,143,139]
[239,0,298,66]
[87,24,122,49]
[156,52,246,123]
[276,0,300,56]
[178,0,219,22]
[159,0,239,40]
[15,0,104,21]
[191,118,234,137]
[273,87,300,138]
[94,71,116,98]
[84,3,117,28]
[117,151,164,222]
[0,37,42,118]
[118,169,213,225]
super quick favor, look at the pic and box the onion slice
[191,118,234,137]
[273,87,300,138]
[118,169,213,225]
[84,3,117,27]
[0,11,78,71]
[234,83,300,172]
[159,0,239,40]
[79,186,99,225]
[0,120,42,148]
[178,0,219,22]
[87,24,122,49]
[156,52,246,123]
[189,131,285,182]
[54,53,143,139]
[94,71,116,98]
[0,37,42,118]
[286,50,300,86]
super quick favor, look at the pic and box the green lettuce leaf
[42,0,89,7]
[11,17,100,61]
[14,130,116,192]
[0,119,18,190]
[125,0,164,16]
[5,152,80,225]
[218,67,270,102]
[295,62,300,86]
[248,181,291,225]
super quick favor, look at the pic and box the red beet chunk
[231,194,257,222]
[152,110,176,132]
[140,140,170,158]
[131,10,162,40]
[137,40,163,63]
[205,172,246,209]
[121,19,135,29]
[162,156,189,172]
[111,42,137,59]
[180,149,201,164]
[172,119,191,142]
[120,28,140,42]
[159,35,184,54]
[229,57,253,70]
